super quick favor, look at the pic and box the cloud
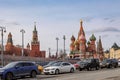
[116,35,120,37]
[104,18,109,20]
[6,22,20,26]
[86,27,120,33]
[0,19,5,22]
[109,19,115,22]
[81,16,94,22]
[102,34,109,38]
[103,17,115,23]
[0,19,20,26]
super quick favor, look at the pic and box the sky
[0,0,120,57]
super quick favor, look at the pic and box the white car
[118,60,120,67]
[43,62,76,75]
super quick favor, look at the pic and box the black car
[100,59,118,68]
[78,58,100,71]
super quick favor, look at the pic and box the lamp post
[0,26,6,66]
[56,37,59,58]
[63,35,66,55]
[20,29,25,56]
[48,48,51,58]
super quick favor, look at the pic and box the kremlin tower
[30,22,41,57]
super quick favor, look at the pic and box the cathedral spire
[80,19,83,29]
[99,36,102,49]
[78,20,85,39]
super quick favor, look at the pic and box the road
[18,68,120,80]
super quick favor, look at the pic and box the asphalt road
[18,68,120,80]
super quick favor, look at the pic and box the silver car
[43,62,76,75]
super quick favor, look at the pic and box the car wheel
[79,67,82,71]
[70,68,74,73]
[31,71,37,78]
[5,72,13,80]
[114,64,118,68]
[96,66,99,70]
[55,69,59,75]
[87,67,91,71]
[108,65,112,68]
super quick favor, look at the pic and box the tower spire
[32,22,38,42]
[34,22,37,31]
[7,32,13,45]
[80,19,83,28]
[99,36,102,48]
[78,19,85,39]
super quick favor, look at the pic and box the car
[78,58,100,71]
[0,61,39,80]
[118,60,120,67]
[43,62,76,75]
[100,59,118,68]
[74,61,81,69]
[33,62,44,74]
[35,63,44,74]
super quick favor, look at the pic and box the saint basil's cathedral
[5,23,46,58]
[69,20,104,60]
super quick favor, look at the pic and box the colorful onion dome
[74,40,79,45]
[71,35,75,41]
[90,34,96,41]
[87,41,90,44]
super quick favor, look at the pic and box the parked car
[35,63,44,74]
[74,61,81,69]
[0,61,39,80]
[100,59,118,68]
[118,60,120,67]
[43,62,76,75]
[78,58,100,71]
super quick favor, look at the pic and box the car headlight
[106,63,109,65]
[0,70,5,72]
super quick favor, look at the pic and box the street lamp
[20,29,25,56]
[63,35,66,54]
[48,48,51,58]
[56,37,59,58]
[0,26,6,66]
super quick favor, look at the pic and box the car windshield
[51,62,61,66]
[77,61,81,64]
[3,62,17,69]
[82,59,91,63]
[106,59,111,62]
[47,61,57,66]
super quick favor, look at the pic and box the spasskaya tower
[30,22,41,57]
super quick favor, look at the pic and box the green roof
[90,34,96,41]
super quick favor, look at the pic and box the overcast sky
[0,0,120,57]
